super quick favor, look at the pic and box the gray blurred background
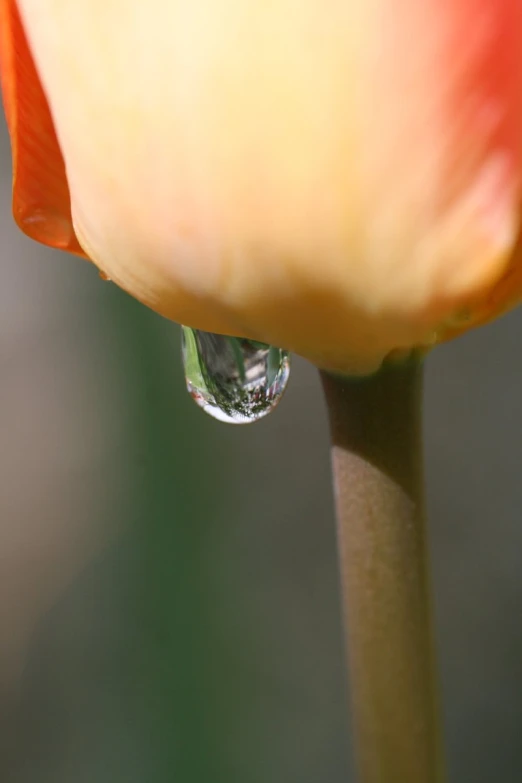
[1,114,521,783]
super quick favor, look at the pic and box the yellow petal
[13,0,522,371]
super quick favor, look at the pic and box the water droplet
[181,327,290,424]
[98,270,112,281]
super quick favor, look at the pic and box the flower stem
[320,358,445,783]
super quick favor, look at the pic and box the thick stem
[320,358,445,783]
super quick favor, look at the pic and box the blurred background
[1,113,521,783]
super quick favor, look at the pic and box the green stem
[320,357,445,783]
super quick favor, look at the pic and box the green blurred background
[1,115,521,782]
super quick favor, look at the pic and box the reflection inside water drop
[181,327,291,424]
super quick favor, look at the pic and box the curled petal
[0,0,84,254]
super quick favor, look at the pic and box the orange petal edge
[0,0,86,256]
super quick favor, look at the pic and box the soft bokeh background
[1,113,521,783]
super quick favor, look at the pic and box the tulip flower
[1,0,521,374]
[1,2,520,781]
